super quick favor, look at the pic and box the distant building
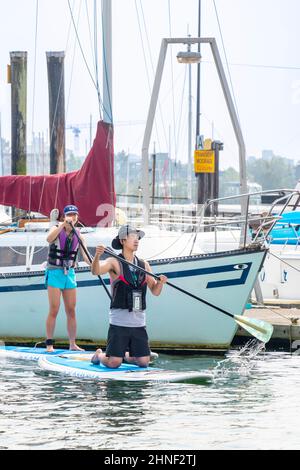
[261,149,294,166]
[247,155,257,164]
[222,181,262,204]
[262,150,274,161]
[295,161,300,181]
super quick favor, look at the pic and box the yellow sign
[194,150,215,173]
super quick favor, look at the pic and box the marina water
[1,343,300,450]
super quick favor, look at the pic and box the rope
[8,246,46,256]
[146,232,190,261]
[28,176,32,215]
[38,177,46,214]
[269,250,300,274]
[255,302,296,325]
[54,177,61,210]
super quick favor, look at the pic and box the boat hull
[0,247,267,351]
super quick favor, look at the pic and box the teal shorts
[45,268,77,290]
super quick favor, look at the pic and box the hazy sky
[1,0,300,170]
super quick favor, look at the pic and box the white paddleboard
[0,346,93,362]
[38,355,213,383]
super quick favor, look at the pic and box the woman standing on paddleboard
[90,225,167,368]
[45,205,90,352]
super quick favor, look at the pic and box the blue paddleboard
[0,346,92,361]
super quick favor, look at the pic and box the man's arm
[91,245,117,276]
[144,261,168,296]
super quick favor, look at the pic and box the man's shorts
[45,268,77,290]
[106,324,150,358]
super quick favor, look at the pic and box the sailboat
[0,2,268,352]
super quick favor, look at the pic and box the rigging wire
[175,64,187,155]
[66,0,83,120]
[134,0,162,151]
[49,0,75,148]
[216,61,300,72]
[139,0,169,150]
[67,0,103,118]
[212,0,241,124]
[85,0,97,78]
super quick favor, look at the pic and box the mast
[187,36,193,202]
[101,0,115,219]
[195,0,201,141]
[195,0,206,206]
[102,0,113,124]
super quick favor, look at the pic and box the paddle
[104,247,273,344]
[68,222,112,300]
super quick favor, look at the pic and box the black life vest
[110,254,147,312]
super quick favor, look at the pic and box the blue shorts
[45,268,77,290]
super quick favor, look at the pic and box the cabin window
[0,246,48,267]
[0,246,96,268]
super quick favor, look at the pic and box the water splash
[212,340,266,382]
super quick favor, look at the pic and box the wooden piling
[10,51,27,176]
[46,51,66,174]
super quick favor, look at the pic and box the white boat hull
[0,247,266,351]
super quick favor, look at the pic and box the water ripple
[1,347,300,449]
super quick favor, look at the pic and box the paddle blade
[234,315,274,343]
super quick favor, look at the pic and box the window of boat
[0,246,97,267]
[0,246,49,267]
[0,246,27,267]
[77,246,96,262]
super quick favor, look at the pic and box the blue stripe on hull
[0,262,251,293]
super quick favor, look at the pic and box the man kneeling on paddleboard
[91,225,167,368]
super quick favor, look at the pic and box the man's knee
[105,357,123,369]
[135,357,150,368]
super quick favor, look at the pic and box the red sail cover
[0,121,115,227]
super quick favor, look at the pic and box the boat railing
[195,189,300,251]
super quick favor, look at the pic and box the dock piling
[46,51,66,174]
